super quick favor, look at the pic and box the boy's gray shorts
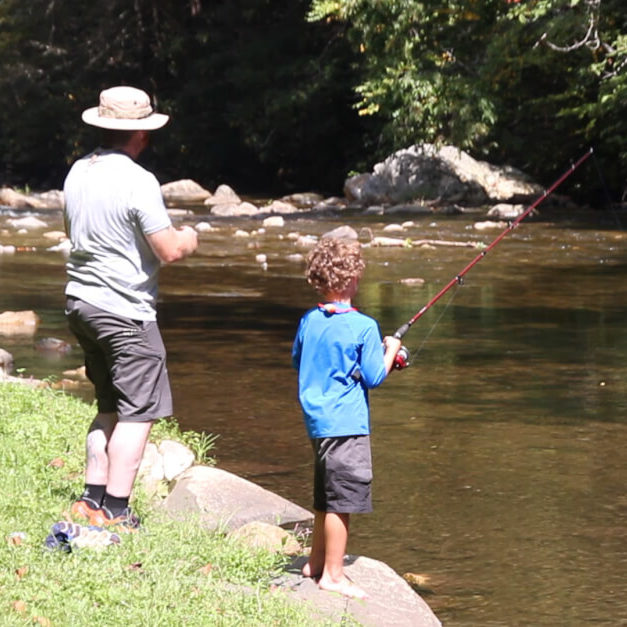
[311,435,373,514]
[65,297,173,422]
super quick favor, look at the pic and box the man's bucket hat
[81,86,169,130]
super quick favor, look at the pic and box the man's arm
[146,225,198,264]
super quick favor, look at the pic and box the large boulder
[344,144,542,207]
[273,555,442,627]
[161,465,313,531]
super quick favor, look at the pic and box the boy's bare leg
[318,512,368,600]
[84,412,117,485]
[105,420,154,497]
[303,510,327,578]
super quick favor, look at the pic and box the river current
[1,202,626,625]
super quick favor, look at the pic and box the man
[64,86,198,529]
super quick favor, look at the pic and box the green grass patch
[0,383,320,626]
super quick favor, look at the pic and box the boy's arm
[382,336,402,374]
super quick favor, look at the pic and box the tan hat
[81,86,169,130]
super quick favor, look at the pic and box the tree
[308,0,626,199]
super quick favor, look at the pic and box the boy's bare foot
[302,560,322,579]
[318,575,369,600]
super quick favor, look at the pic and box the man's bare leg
[84,412,117,485]
[105,420,154,497]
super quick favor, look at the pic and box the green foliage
[308,0,626,199]
[0,383,316,626]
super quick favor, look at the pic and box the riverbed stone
[487,203,526,220]
[161,465,313,531]
[7,216,48,229]
[0,310,40,335]
[204,184,241,206]
[0,187,47,209]
[228,521,301,555]
[272,555,442,627]
[0,348,14,378]
[161,179,212,204]
[159,439,195,481]
[321,225,358,240]
[210,202,259,217]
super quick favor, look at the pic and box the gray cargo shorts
[311,435,373,514]
[65,297,173,422]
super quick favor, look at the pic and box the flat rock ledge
[273,555,441,627]
[155,463,440,625]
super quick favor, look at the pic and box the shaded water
[1,204,626,625]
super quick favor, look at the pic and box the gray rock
[161,179,212,205]
[161,465,313,531]
[273,555,442,627]
[321,225,358,240]
[0,348,14,377]
[210,202,259,217]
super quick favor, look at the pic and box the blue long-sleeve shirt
[292,304,387,438]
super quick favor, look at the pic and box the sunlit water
[1,204,626,625]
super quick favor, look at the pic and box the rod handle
[393,322,411,339]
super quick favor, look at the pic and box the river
[1,202,626,625]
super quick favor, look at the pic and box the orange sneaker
[89,506,141,532]
[69,499,101,523]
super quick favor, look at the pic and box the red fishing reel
[393,345,411,370]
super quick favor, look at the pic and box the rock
[43,231,67,241]
[0,245,16,255]
[35,338,72,354]
[47,240,72,254]
[0,348,14,378]
[345,144,543,208]
[295,235,317,248]
[280,192,324,207]
[262,216,285,228]
[7,216,48,229]
[161,465,313,531]
[474,220,507,231]
[0,311,40,335]
[286,253,304,263]
[228,521,301,555]
[399,277,426,286]
[158,439,195,481]
[203,184,241,206]
[263,200,299,215]
[194,221,214,232]
[161,179,212,205]
[234,229,250,238]
[0,187,46,209]
[487,203,527,220]
[167,208,194,217]
[210,202,259,217]
[62,366,87,379]
[321,225,358,241]
[137,442,165,497]
[272,555,442,627]
[31,189,64,208]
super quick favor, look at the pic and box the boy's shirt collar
[317,302,357,315]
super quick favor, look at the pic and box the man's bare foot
[302,560,322,579]
[318,575,369,600]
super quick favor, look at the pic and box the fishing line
[390,148,594,369]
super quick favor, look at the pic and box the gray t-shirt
[64,149,172,321]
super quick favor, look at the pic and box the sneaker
[89,506,141,532]
[69,498,101,523]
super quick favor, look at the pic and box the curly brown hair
[305,237,365,295]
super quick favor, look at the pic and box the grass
[0,383,323,626]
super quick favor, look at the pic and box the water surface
[1,204,626,625]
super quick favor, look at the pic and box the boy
[291,237,401,600]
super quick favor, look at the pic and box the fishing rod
[392,148,594,369]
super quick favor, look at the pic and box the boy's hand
[382,336,402,374]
